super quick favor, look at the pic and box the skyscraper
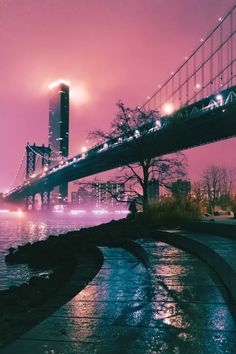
[171,179,191,200]
[147,179,159,204]
[49,79,70,203]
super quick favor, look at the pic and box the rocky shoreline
[1,232,104,348]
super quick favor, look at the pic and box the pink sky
[0,0,235,192]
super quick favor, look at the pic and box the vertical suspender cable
[230,10,233,87]
[193,53,196,101]
[179,70,182,107]
[210,34,214,93]
[218,23,223,88]
[227,17,231,87]
[201,44,205,99]
[186,60,189,104]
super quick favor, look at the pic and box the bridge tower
[25,143,51,210]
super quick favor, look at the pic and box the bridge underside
[5,104,236,202]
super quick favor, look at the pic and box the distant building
[71,187,95,208]
[71,191,78,205]
[171,179,191,199]
[49,79,70,203]
[77,187,94,208]
[147,179,159,203]
[70,182,125,209]
[94,182,125,208]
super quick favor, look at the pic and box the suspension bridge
[4,4,236,209]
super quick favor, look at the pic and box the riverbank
[1,238,103,348]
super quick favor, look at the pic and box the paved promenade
[2,241,236,353]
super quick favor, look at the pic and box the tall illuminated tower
[49,79,70,203]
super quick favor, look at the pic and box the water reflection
[0,211,123,290]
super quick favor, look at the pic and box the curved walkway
[156,229,236,302]
[2,242,236,353]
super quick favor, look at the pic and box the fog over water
[0,211,125,290]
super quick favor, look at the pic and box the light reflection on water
[0,211,123,290]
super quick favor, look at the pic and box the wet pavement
[2,241,236,353]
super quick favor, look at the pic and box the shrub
[137,197,201,227]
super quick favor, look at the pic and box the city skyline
[0,0,235,192]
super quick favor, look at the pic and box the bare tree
[192,181,206,204]
[89,102,187,210]
[201,165,235,213]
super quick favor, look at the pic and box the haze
[0,0,235,191]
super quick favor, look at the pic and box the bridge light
[156,120,161,128]
[163,103,174,115]
[216,94,223,105]
[81,146,87,153]
[196,84,201,89]
[103,143,108,149]
[134,130,140,138]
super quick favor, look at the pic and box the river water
[0,210,126,290]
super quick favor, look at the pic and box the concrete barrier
[186,221,236,239]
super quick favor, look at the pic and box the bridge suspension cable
[9,151,26,191]
[141,4,236,114]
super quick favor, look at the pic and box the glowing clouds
[48,79,70,89]
[47,80,90,106]
[70,84,90,106]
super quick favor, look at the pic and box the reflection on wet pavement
[3,241,236,353]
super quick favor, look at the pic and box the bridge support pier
[41,190,50,210]
[25,195,35,211]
